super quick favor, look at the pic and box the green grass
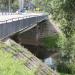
[0,41,54,75]
[41,35,58,49]
[0,42,35,75]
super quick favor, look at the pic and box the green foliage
[56,33,67,50]
[42,32,74,63]
[58,33,75,63]
[42,33,66,50]
[49,0,75,37]
[41,35,58,49]
[60,73,71,75]
[34,0,75,64]
[67,63,75,74]
[33,0,75,37]
[43,0,75,63]
[0,41,53,75]
[65,33,75,62]
[11,0,19,11]
[63,0,75,12]
[34,0,75,74]
[0,43,34,75]
[57,63,75,75]
[0,0,19,12]
[57,63,71,74]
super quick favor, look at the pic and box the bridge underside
[0,14,48,40]
[10,20,47,45]
[11,20,58,46]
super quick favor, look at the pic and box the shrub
[41,33,67,51]
[57,63,75,74]
[67,63,75,74]
[60,33,75,63]
[56,33,67,50]
[57,63,71,74]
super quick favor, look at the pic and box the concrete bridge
[0,13,48,40]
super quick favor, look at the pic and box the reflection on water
[44,57,57,70]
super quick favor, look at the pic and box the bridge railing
[0,15,35,23]
[0,14,48,40]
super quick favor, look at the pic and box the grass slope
[0,39,58,75]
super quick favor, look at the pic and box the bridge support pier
[35,25,40,46]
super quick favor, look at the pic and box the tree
[34,0,75,63]
[0,0,18,12]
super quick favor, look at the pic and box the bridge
[0,13,48,40]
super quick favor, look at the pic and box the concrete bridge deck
[0,13,48,40]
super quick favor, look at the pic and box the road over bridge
[0,13,48,40]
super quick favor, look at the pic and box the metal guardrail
[0,12,16,15]
[0,14,48,40]
[0,15,36,23]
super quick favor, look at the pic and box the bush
[57,63,71,74]
[67,63,75,74]
[60,33,75,63]
[41,33,67,51]
[57,63,75,74]
[56,33,67,50]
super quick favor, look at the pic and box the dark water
[22,44,50,60]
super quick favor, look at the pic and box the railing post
[6,20,7,24]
